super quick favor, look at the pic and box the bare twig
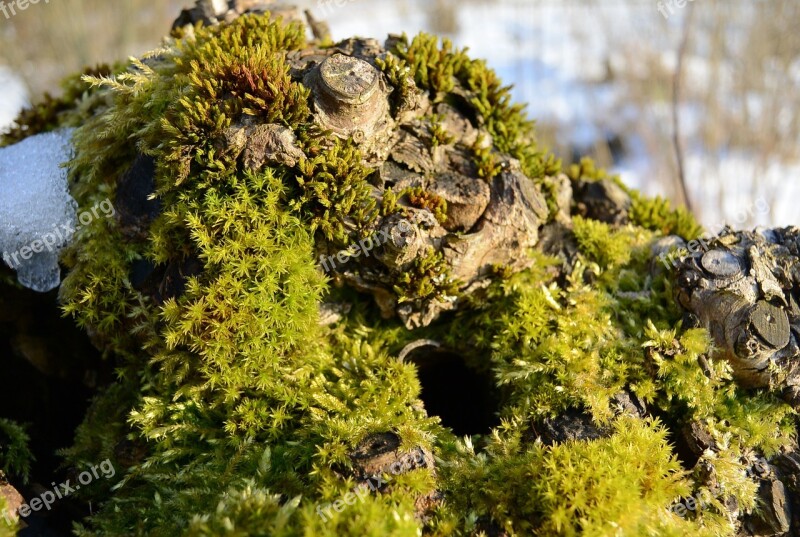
[672,4,695,214]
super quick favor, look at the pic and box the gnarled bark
[656,228,800,392]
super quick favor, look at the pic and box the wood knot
[701,249,742,279]
[750,301,791,349]
[319,54,379,105]
[307,54,390,139]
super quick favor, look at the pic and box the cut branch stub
[349,432,435,484]
[347,432,441,521]
[319,53,379,105]
[751,301,791,350]
[670,227,800,390]
[307,53,391,142]
[701,249,742,279]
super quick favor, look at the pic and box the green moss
[380,187,401,217]
[387,33,465,98]
[572,216,633,270]
[291,139,377,245]
[442,417,722,537]
[428,115,456,148]
[628,191,703,240]
[60,14,312,353]
[427,219,790,535]
[373,52,417,117]
[566,156,703,239]
[394,248,459,304]
[0,64,120,147]
[50,15,444,535]
[639,321,794,455]
[384,33,561,188]
[0,419,32,484]
[565,156,613,183]
[0,424,29,535]
[0,494,17,537]
[470,134,502,182]
[14,11,787,537]
[457,256,639,422]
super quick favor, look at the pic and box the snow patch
[0,129,77,292]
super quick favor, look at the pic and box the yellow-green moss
[0,64,121,148]
[54,15,438,535]
[382,33,561,189]
[3,11,787,537]
[441,417,725,537]
[394,247,459,304]
[0,496,17,537]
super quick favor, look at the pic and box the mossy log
[1,2,800,536]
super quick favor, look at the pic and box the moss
[572,216,633,270]
[47,14,438,535]
[394,247,459,304]
[0,494,17,537]
[628,191,704,240]
[428,115,456,148]
[565,156,612,183]
[0,420,32,484]
[5,10,789,537]
[387,33,465,98]
[470,134,502,182]
[453,254,640,422]
[489,263,515,280]
[373,52,417,117]
[0,423,29,535]
[384,33,560,189]
[59,14,313,354]
[380,187,401,217]
[403,186,447,225]
[0,64,120,147]
[427,219,791,534]
[566,156,703,239]
[441,417,722,537]
[290,139,377,245]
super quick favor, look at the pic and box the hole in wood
[405,348,500,436]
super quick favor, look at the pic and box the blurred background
[0,0,798,228]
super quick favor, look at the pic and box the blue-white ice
[0,129,77,292]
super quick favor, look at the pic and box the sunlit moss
[0,64,121,148]
[0,11,790,537]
